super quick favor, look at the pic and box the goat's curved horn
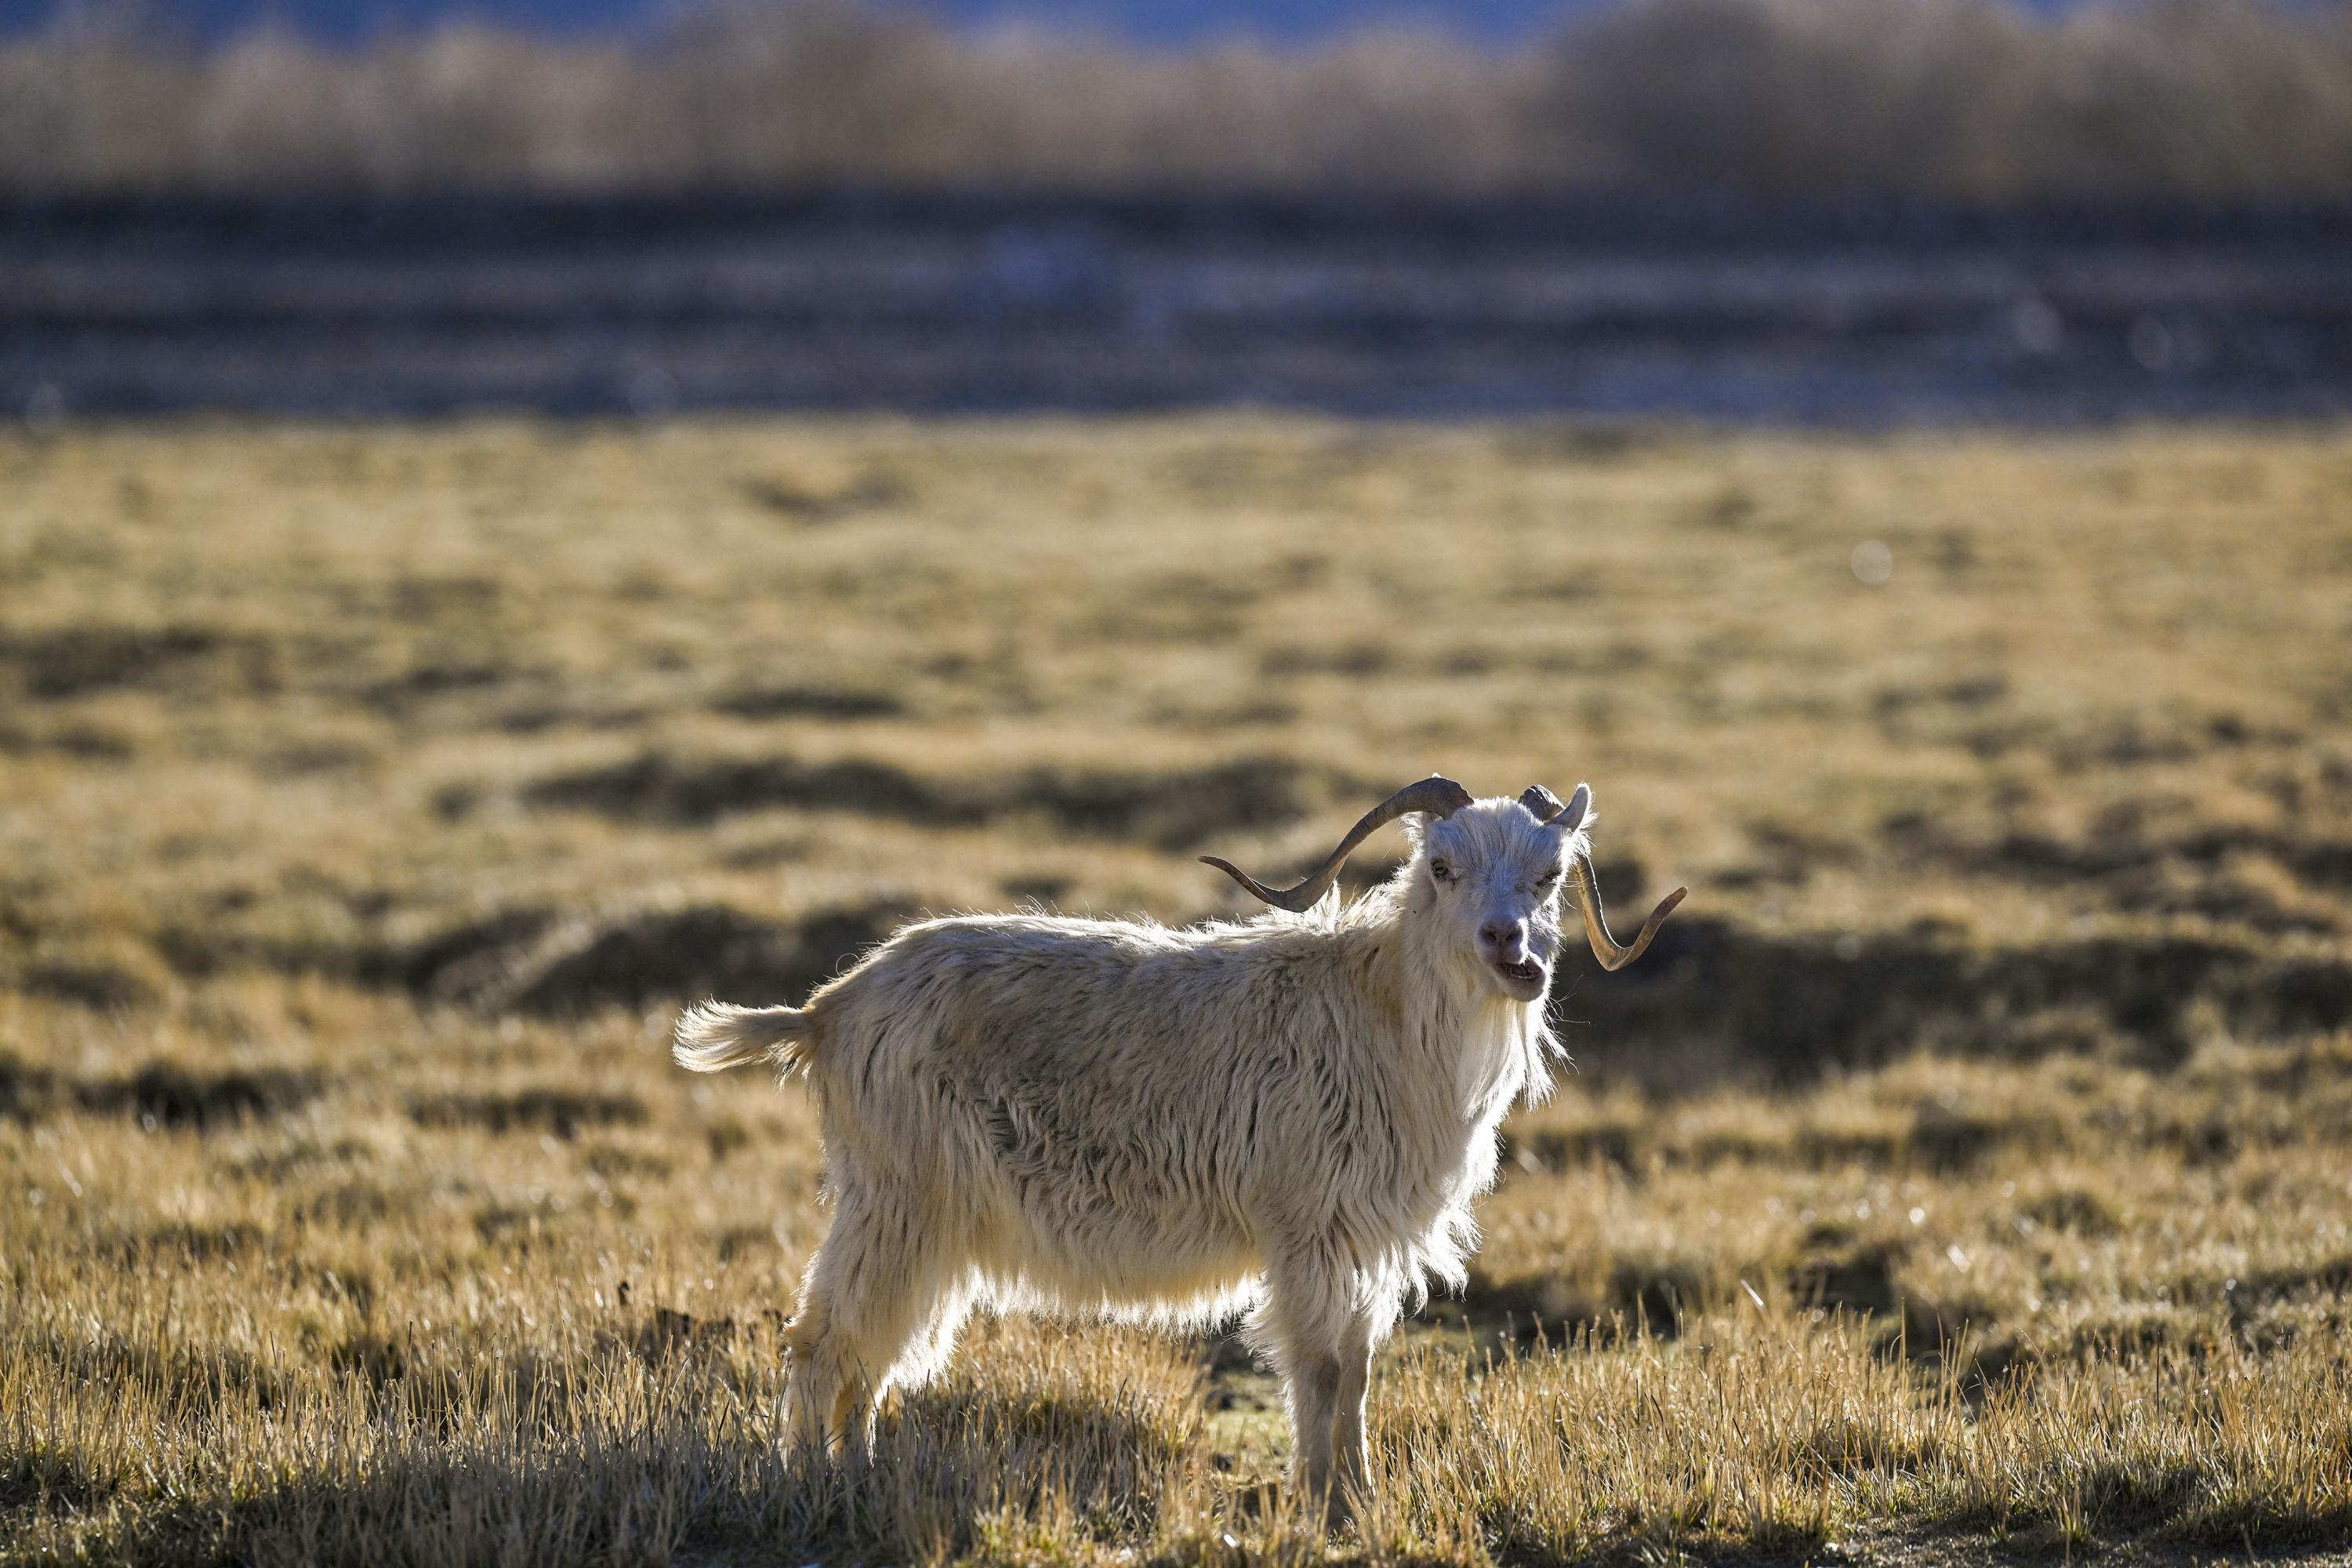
[1203,775,1473,913]
[1519,782,1590,832]
[1567,856,1686,971]
[1528,782,1682,968]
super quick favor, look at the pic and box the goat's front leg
[1258,1254,1355,1526]
[1287,1346,1345,1512]
[1329,1308,1381,1518]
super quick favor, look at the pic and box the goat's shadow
[18,1338,1204,1568]
[1557,855,2352,1098]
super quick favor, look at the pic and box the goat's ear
[1552,782,1592,834]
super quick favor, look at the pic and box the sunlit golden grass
[2,416,2350,1564]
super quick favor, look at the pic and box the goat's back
[804,912,1418,1308]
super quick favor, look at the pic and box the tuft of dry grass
[2,416,2350,1564]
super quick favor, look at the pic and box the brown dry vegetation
[6,0,2352,198]
[2,416,2351,1566]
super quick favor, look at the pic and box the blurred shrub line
[5,0,2351,199]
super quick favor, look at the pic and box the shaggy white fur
[673,782,1671,1520]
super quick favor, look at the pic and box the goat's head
[1203,776,1686,1004]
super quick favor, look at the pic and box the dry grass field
[2,416,2351,1566]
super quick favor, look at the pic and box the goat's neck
[1359,898,1541,1124]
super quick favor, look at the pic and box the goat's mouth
[1490,956,1547,996]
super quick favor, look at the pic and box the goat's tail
[672,1001,815,1074]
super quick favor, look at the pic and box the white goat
[673,777,1683,1518]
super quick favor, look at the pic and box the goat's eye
[1431,861,1455,884]
[1538,869,1560,888]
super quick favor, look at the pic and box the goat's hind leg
[779,1183,952,1457]
[779,1301,848,1454]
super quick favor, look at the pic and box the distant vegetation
[5,0,2352,198]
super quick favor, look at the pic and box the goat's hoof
[1310,1488,1357,1535]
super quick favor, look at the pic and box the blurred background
[6,7,2352,1562]
[5,0,2352,421]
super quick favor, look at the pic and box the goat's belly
[974,1217,1261,1326]
[963,1172,1262,1323]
